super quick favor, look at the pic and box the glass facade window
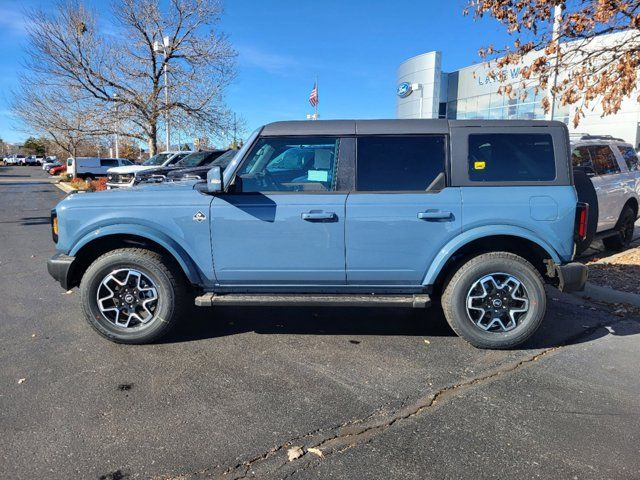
[446,88,564,123]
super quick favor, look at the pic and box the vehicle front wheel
[441,252,547,349]
[80,248,189,344]
[602,205,636,251]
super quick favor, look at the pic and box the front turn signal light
[51,210,58,243]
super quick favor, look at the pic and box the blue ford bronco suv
[48,120,588,349]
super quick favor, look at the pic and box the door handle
[417,210,453,221]
[301,211,337,222]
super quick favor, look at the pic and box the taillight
[51,210,58,243]
[575,202,589,241]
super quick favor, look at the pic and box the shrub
[69,178,90,191]
[88,177,108,192]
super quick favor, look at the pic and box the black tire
[80,248,189,344]
[602,205,636,251]
[441,252,547,349]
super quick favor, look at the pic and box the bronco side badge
[193,211,206,223]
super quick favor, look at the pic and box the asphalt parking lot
[1,166,639,479]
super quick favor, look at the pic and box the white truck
[66,157,133,180]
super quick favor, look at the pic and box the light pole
[547,4,563,121]
[113,93,120,158]
[154,36,172,150]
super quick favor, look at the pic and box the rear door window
[571,146,596,174]
[617,145,639,172]
[468,134,556,182]
[586,145,620,175]
[356,135,446,191]
[100,159,119,167]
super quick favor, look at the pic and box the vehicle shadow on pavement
[164,305,456,344]
[0,216,52,226]
[163,298,640,350]
[0,181,54,186]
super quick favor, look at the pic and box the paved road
[1,166,639,480]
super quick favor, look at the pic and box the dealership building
[396,31,640,147]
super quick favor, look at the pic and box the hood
[107,165,158,174]
[58,180,201,210]
[167,165,211,180]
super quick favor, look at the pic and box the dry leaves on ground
[587,246,640,295]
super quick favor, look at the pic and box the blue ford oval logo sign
[397,82,412,98]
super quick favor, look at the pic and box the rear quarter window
[468,133,556,182]
[617,145,639,172]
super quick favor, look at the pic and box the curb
[573,282,640,308]
[54,182,78,195]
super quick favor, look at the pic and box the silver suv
[571,134,640,250]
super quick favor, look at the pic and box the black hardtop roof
[260,119,567,136]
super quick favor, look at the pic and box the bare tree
[17,0,236,155]
[12,84,107,160]
[465,0,640,126]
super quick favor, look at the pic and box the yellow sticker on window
[474,161,486,170]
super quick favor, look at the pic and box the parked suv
[47,120,587,349]
[106,151,192,188]
[136,149,231,185]
[571,134,640,250]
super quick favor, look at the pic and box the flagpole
[315,76,318,120]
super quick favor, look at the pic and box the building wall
[396,31,640,146]
[396,52,441,119]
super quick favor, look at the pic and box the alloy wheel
[96,268,159,329]
[465,273,529,332]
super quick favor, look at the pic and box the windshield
[143,153,172,166]
[175,151,212,168]
[210,150,237,169]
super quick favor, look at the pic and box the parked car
[43,158,60,171]
[22,155,37,166]
[164,150,238,182]
[106,151,193,188]
[34,156,46,165]
[47,119,587,348]
[134,149,229,185]
[49,164,67,176]
[571,134,640,251]
[67,157,133,180]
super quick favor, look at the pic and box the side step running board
[195,293,430,309]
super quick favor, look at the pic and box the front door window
[237,137,339,192]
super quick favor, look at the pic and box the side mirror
[206,166,223,193]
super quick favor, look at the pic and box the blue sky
[0,0,513,145]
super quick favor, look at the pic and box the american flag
[309,82,318,107]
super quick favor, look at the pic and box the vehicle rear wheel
[602,205,636,251]
[80,248,188,344]
[441,252,547,349]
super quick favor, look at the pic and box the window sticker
[474,161,486,170]
[308,170,329,182]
